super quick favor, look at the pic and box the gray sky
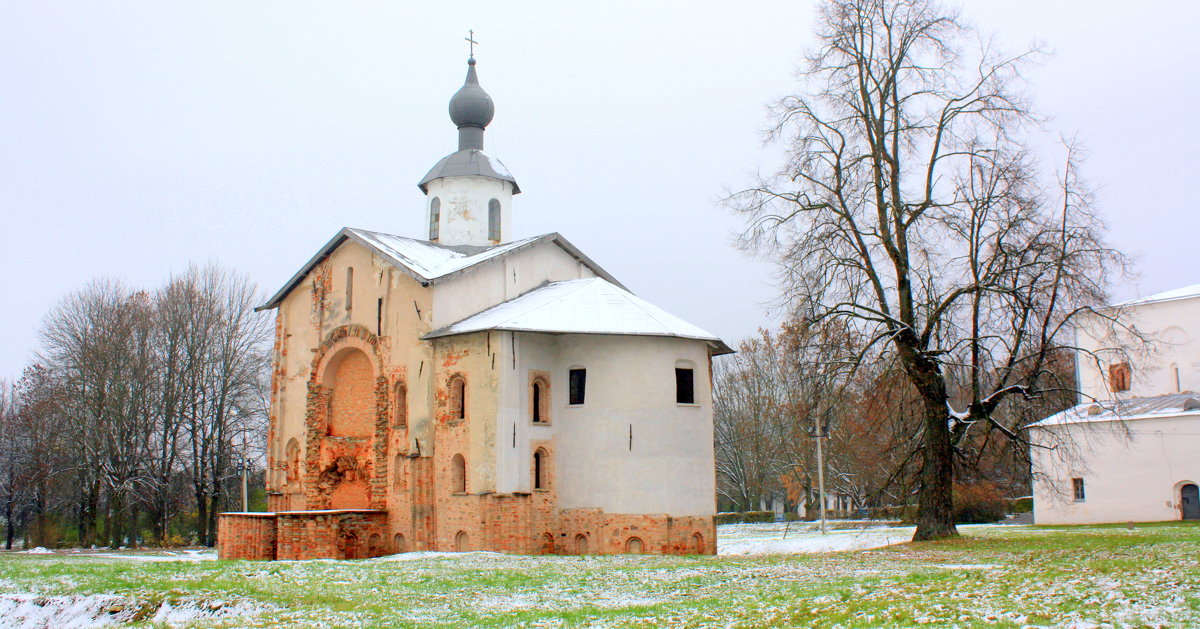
[2,1,1198,380]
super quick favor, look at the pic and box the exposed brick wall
[217,514,277,560]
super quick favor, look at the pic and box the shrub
[1009,496,1033,513]
[742,511,776,523]
[714,513,741,525]
[953,482,1007,524]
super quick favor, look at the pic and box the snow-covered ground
[718,521,917,555]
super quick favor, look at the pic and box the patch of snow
[0,593,139,628]
[718,523,915,555]
[370,550,507,562]
[22,547,52,554]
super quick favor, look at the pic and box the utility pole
[811,417,828,535]
[240,434,249,512]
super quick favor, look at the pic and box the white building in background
[1030,284,1200,524]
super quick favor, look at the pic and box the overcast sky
[2,1,1198,380]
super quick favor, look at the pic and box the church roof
[418,149,519,194]
[1029,392,1200,428]
[423,277,734,355]
[258,228,622,311]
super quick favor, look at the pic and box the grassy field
[0,522,1197,628]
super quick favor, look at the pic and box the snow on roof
[423,277,734,355]
[1108,283,1200,309]
[259,228,622,310]
[1029,392,1200,428]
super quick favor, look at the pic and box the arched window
[531,377,550,423]
[692,532,704,554]
[285,438,302,488]
[393,454,404,490]
[455,530,469,552]
[1109,362,1131,392]
[533,448,548,490]
[393,533,406,553]
[429,197,441,240]
[393,381,408,428]
[345,267,354,311]
[451,453,466,493]
[574,534,588,554]
[625,537,644,554]
[328,349,375,438]
[449,375,466,420]
[488,198,501,241]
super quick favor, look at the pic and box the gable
[259,227,622,311]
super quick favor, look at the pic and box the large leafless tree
[731,0,1127,539]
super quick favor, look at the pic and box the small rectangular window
[568,369,586,405]
[675,368,695,404]
[345,267,354,311]
[1072,477,1086,502]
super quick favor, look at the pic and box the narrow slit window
[1072,477,1086,502]
[393,382,407,428]
[675,368,695,404]
[568,369,586,405]
[532,381,543,422]
[429,197,441,240]
[533,449,546,489]
[488,198,501,241]
[449,376,466,420]
[345,267,354,311]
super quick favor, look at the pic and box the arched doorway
[1182,484,1200,520]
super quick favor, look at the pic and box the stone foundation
[217,503,713,560]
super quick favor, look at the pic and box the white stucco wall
[430,240,598,329]
[424,176,513,246]
[492,332,716,517]
[1076,296,1200,402]
[1030,414,1200,524]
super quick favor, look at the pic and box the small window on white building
[1072,477,1086,502]
[429,197,441,240]
[675,367,695,404]
[1173,363,1181,392]
[488,198,501,241]
[568,368,586,405]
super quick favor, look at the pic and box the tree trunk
[913,396,958,540]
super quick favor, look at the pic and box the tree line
[0,264,270,549]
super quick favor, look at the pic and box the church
[217,53,731,560]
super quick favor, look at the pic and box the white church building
[218,54,731,559]
[1030,284,1200,524]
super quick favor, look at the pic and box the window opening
[393,382,408,428]
[676,367,695,404]
[449,376,466,419]
[568,369,586,405]
[1072,477,1086,502]
[533,449,546,490]
[533,381,542,422]
[455,531,468,552]
[488,198,501,241]
[625,537,643,553]
[451,454,466,493]
[1109,362,1131,392]
[345,267,354,311]
[376,297,383,335]
[429,197,441,240]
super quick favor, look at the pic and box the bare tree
[731,0,1127,539]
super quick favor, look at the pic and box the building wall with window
[1031,414,1200,524]
[1031,285,1200,525]
[1074,294,1200,402]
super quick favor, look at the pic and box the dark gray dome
[448,59,494,129]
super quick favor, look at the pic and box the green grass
[1,523,1198,627]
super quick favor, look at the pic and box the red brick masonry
[217,505,713,560]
